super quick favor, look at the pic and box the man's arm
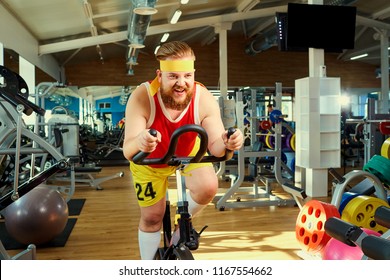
[199,88,243,156]
[122,85,160,160]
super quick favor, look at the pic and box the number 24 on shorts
[135,182,157,201]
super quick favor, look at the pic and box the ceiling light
[180,0,190,4]
[154,45,161,54]
[133,0,158,15]
[134,7,158,15]
[170,10,182,24]
[161,33,170,42]
[128,43,145,49]
[350,53,368,60]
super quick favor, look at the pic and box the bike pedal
[199,225,208,235]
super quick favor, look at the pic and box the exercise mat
[0,218,77,250]
[67,198,86,216]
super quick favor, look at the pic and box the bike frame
[133,124,235,259]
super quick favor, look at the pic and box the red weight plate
[379,122,390,135]
[260,120,271,130]
[295,200,340,253]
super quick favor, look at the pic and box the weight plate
[341,195,389,233]
[260,120,271,130]
[379,121,390,135]
[295,200,340,253]
[265,132,274,149]
[363,155,390,186]
[290,134,296,151]
[269,109,282,124]
[338,192,361,215]
[381,137,390,159]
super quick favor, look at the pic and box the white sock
[138,229,161,260]
[187,192,207,217]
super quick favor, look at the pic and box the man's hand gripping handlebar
[132,124,235,166]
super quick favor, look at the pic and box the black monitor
[276,12,307,52]
[277,3,357,53]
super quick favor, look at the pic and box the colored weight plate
[290,134,296,151]
[338,192,361,215]
[341,195,389,233]
[284,133,294,151]
[260,120,272,130]
[379,121,390,135]
[290,157,295,173]
[265,132,274,149]
[281,151,287,164]
[285,133,292,150]
[269,109,283,124]
[363,155,390,186]
[295,200,340,254]
[381,137,390,159]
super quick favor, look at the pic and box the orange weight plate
[295,200,340,254]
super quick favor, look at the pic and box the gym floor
[3,165,357,260]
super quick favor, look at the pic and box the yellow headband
[160,60,194,72]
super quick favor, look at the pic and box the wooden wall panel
[58,36,381,89]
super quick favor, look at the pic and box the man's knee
[191,176,218,202]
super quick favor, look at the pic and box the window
[99,102,111,109]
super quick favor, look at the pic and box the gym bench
[53,156,124,190]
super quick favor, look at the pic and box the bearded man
[123,41,243,260]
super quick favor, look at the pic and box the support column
[295,0,340,198]
[19,56,36,126]
[0,42,3,65]
[215,22,232,100]
[379,29,389,114]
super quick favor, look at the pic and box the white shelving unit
[295,77,341,196]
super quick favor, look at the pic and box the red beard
[160,86,194,110]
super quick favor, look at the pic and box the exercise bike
[133,124,235,260]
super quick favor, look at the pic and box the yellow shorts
[130,138,212,207]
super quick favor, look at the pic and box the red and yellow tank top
[143,81,202,167]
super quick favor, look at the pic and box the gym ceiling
[1,0,390,93]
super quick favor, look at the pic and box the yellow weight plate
[341,195,389,234]
[381,137,390,159]
[290,133,296,152]
[265,132,274,149]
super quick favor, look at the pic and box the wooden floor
[3,164,343,260]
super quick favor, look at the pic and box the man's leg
[185,165,218,217]
[138,197,166,259]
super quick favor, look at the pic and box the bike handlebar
[132,124,235,166]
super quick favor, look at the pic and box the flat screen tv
[279,3,357,52]
[276,12,307,52]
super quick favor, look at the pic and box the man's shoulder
[195,81,206,88]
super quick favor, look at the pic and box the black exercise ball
[3,186,69,245]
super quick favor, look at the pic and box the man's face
[158,66,195,110]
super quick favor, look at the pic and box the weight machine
[35,83,124,190]
[0,66,75,201]
[343,97,390,167]
[214,83,305,210]
[360,98,390,164]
